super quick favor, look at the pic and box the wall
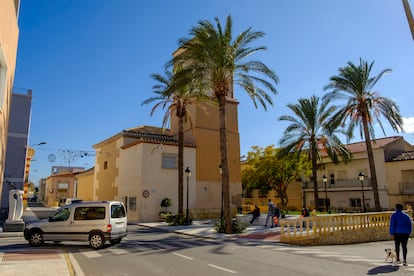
[0,0,20,212]
[75,168,94,201]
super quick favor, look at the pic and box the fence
[279,212,397,245]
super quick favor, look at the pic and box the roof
[122,126,178,145]
[344,136,402,154]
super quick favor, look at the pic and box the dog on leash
[385,248,397,263]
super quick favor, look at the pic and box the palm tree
[279,95,351,211]
[142,66,210,216]
[323,59,403,211]
[172,15,279,233]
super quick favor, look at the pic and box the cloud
[403,117,414,133]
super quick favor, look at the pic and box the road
[2,224,414,276]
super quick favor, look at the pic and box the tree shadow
[367,265,399,275]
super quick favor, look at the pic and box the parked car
[24,200,127,249]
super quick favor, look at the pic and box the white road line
[172,252,194,260]
[107,248,129,255]
[208,264,237,274]
[81,250,101,258]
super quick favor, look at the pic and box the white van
[24,200,127,249]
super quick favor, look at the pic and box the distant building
[0,0,21,220]
[51,166,85,175]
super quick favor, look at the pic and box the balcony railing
[302,179,372,189]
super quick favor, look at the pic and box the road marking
[208,264,237,273]
[172,252,194,260]
[80,250,101,258]
[107,248,129,255]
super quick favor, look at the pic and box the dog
[385,248,397,263]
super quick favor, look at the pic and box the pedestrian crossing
[76,237,222,258]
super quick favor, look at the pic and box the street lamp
[358,172,366,212]
[322,174,328,212]
[185,167,191,225]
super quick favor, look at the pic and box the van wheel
[28,231,44,246]
[89,233,104,249]
[110,238,122,245]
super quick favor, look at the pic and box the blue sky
[14,0,414,184]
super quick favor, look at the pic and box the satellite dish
[48,154,56,162]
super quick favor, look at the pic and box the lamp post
[358,172,366,213]
[185,167,191,225]
[322,174,328,212]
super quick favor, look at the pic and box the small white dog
[385,248,397,263]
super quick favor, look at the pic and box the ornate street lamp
[322,174,328,212]
[358,172,366,212]
[185,167,191,225]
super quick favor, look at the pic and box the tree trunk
[178,116,184,215]
[218,94,232,234]
[362,118,381,211]
[311,150,319,211]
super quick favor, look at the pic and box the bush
[161,198,172,211]
[165,214,192,226]
[214,218,247,233]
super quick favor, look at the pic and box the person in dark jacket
[248,205,260,224]
[390,203,413,265]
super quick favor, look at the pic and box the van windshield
[111,205,126,218]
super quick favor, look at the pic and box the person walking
[264,199,275,228]
[248,205,260,224]
[390,203,413,265]
[273,204,281,227]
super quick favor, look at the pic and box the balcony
[302,178,372,189]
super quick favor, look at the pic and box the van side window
[51,208,71,222]
[74,207,105,220]
[111,205,126,218]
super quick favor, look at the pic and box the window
[128,197,136,211]
[51,208,71,221]
[74,207,105,220]
[330,173,335,185]
[162,153,177,169]
[103,161,108,169]
[57,182,68,193]
[112,204,126,218]
[350,198,362,208]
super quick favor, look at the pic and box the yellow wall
[76,168,94,201]
[0,0,20,202]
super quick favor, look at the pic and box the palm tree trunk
[311,148,320,211]
[362,119,381,211]
[178,116,184,215]
[218,94,232,234]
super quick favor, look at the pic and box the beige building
[75,167,94,201]
[91,95,242,222]
[44,172,77,206]
[307,136,414,211]
[0,0,20,207]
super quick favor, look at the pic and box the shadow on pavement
[367,265,400,275]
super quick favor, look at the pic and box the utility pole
[402,0,414,40]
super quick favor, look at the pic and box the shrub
[165,214,192,226]
[214,218,247,233]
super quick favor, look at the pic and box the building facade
[306,136,414,211]
[0,0,20,215]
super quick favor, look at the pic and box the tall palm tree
[279,95,352,211]
[143,66,210,216]
[323,59,403,211]
[172,15,279,233]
